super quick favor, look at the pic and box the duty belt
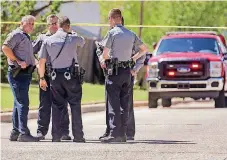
[117,61,132,68]
[51,67,72,80]
[54,67,70,73]
[118,59,135,68]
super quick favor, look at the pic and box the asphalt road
[1,101,227,160]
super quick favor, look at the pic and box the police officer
[99,8,148,143]
[38,16,85,142]
[33,14,71,141]
[2,15,38,142]
[98,18,146,141]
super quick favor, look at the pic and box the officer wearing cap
[99,8,148,143]
[38,16,86,142]
[2,15,38,142]
[33,14,71,141]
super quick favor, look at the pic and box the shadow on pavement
[85,139,196,145]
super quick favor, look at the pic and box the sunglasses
[48,22,57,26]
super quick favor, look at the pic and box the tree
[99,1,227,50]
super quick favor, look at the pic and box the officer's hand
[100,62,106,69]
[17,60,27,69]
[103,53,110,60]
[131,70,137,76]
[131,57,136,63]
[40,79,48,91]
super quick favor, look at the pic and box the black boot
[73,137,85,143]
[99,131,110,140]
[18,134,39,142]
[61,134,72,140]
[9,130,20,141]
[52,138,61,142]
[100,136,125,143]
[37,132,45,140]
[126,136,134,140]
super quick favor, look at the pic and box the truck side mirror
[152,42,157,50]
[223,52,227,60]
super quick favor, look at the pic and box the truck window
[156,38,220,55]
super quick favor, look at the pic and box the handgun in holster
[104,58,118,76]
[70,58,86,84]
[79,67,86,84]
[46,62,53,77]
[27,65,36,74]
[128,58,136,68]
[11,62,21,78]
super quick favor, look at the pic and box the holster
[104,58,118,76]
[11,65,21,78]
[26,65,36,74]
[79,67,86,84]
[10,64,36,78]
[70,59,86,84]
[46,63,53,77]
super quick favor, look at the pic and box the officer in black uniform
[38,16,85,142]
[99,8,148,143]
[33,14,71,141]
[97,17,146,141]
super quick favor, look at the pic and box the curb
[0,99,193,123]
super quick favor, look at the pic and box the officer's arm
[95,41,105,63]
[2,33,27,68]
[132,44,148,61]
[103,48,110,60]
[39,58,46,77]
[101,32,112,60]
[131,34,149,61]
[38,42,48,78]
[132,53,146,73]
[73,34,85,47]
[2,45,19,62]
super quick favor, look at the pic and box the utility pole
[138,0,144,38]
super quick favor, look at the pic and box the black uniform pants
[37,74,70,136]
[106,67,131,137]
[105,76,135,137]
[50,73,84,140]
[126,76,135,137]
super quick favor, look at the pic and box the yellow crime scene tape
[1,21,227,29]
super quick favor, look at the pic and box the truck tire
[148,93,158,108]
[214,88,225,108]
[162,98,172,107]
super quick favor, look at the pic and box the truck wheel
[148,93,158,108]
[162,98,172,107]
[214,89,225,108]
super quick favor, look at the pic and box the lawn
[1,83,148,112]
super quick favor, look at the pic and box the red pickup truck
[146,31,227,108]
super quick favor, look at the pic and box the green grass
[1,83,147,112]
